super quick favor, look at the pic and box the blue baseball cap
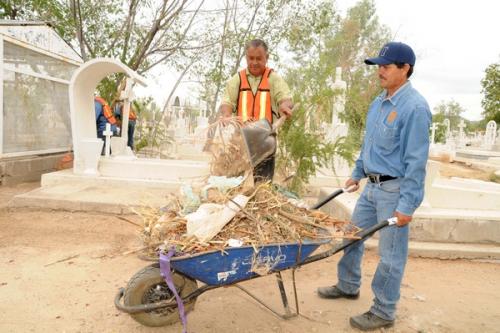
[364,42,416,66]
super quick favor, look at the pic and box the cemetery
[0,8,499,333]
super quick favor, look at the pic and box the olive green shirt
[221,68,292,119]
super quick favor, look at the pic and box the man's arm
[278,98,293,118]
[344,142,366,192]
[220,104,233,119]
[396,106,432,226]
[219,73,240,121]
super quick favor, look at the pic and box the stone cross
[103,123,113,156]
[331,67,347,125]
[485,120,497,146]
[458,119,466,145]
[443,118,451,139]
[430,122,439,144]
[119,77,135,147]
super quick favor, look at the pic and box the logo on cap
[380,46,389,57]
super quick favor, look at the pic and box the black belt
[367,174,397,183]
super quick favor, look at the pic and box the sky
[137,0,500,121]
[338,0,500,121]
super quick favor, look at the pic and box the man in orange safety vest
[220,39,294,182]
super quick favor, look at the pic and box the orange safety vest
[95,96,117,125]
[237,67,273,123]
[115,102,137,121]
[128,107,137,121]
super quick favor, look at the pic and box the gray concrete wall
[0,153,68,186]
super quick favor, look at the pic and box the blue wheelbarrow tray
[168,236,330,286]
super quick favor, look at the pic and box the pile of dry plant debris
[136,121,360,257]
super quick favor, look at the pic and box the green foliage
[489,171,500,184]
[431,100,468,143]
[277,0,390,192]
[132,97,173,153]
[430,112,446,143]
[277,106,353,193]
[191,0,303,116]
[481,61,500,124]
[433,100,465,128]
[2,0,200,99]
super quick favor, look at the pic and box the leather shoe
[350,311,394,331]
[317,285,359,299]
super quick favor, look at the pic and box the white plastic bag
[186,194,249,243]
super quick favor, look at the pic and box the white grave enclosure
[0,21,82,185]
[69,58,209,181]
[1,22,81,156]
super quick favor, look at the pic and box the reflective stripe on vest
[95,96,117,125]
[237,67,272,123]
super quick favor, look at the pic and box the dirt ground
[430,158,496,182]
[1,161,499,333]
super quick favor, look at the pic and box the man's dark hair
[245,39,268,53]
[395,62,414,78]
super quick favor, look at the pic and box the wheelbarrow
[114,187,397,327]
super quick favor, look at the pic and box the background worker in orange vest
[220,39,294,182]
[94,96,118,155]
[113,100,137,149]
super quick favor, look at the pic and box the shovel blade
[241,119,277,167]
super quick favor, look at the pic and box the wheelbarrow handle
[310,185,357,210]
[300,217,398,265]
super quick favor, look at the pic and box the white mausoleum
[0,20,82,185]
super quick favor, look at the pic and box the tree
[277,0,391,192]
[190,0,302,117]
[481,60,500,124]
[433,100,465,126]
[1,0,209,102]
[431,100,470,143]
[133,97,173,155]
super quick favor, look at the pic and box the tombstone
[457,119,466,147]
[67,58,209,181]
[430,122,439,145]
[443,119,451,140]
[173,96,181,107]
[484,120,497,149]
[326,67,350,177]
[174,108,188,138]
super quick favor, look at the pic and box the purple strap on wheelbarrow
[160,248,188,333]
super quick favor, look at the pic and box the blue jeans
[336,178,408,321]
[127,121,136,149]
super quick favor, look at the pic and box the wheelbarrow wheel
[123,265,197,327]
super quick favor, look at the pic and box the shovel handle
[272,103,300,132]
[272,115,287,132]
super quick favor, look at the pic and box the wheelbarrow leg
[234,271,299,320]
[276,271,293,317]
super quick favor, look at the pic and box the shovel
[241,105,298,167]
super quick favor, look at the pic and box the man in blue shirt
[317,42,432,331]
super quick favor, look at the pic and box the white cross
[103,123,113,157]
[443,119,451,138]
[119,78,135,147]
[458,119,466,139]
[458,119,466,131]
[430,122,439,144]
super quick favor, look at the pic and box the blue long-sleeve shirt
[351,81,432,216]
